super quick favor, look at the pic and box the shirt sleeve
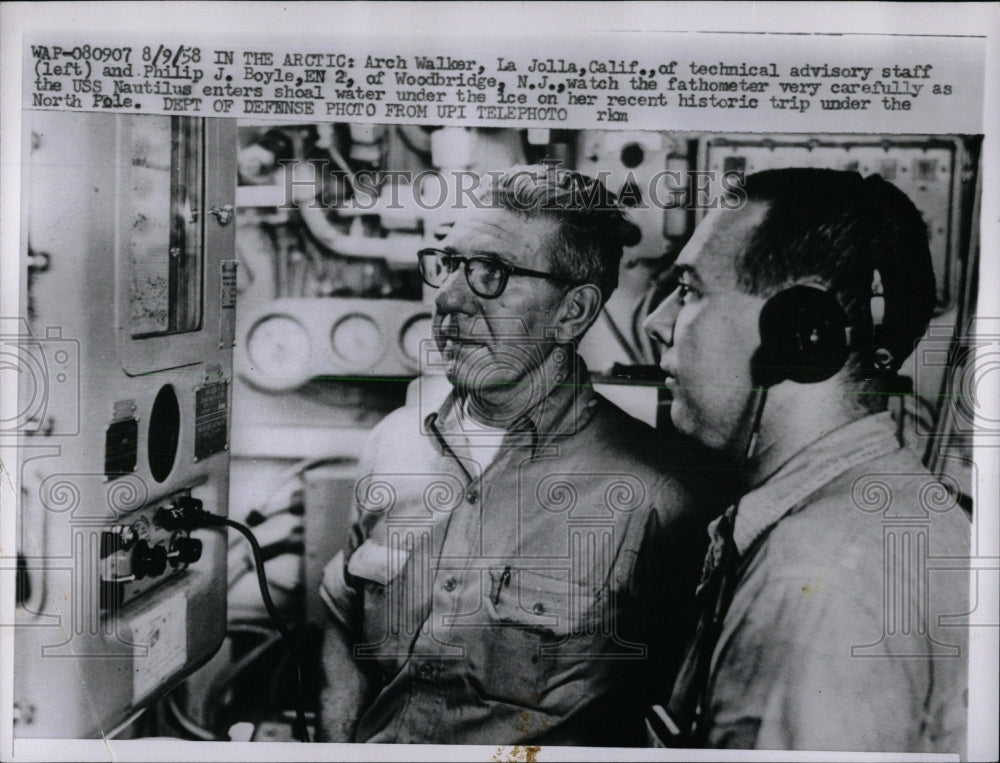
[318,420,382,633]
[319,541,361,632]
[705,570,933,751]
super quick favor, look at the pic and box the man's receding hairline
[449,208,559,258]
[701,200,772,291]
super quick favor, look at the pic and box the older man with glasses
[316,165,715,746]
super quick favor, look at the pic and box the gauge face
[400,313,433,368]
[331,314,385,370]
[245,314,312,390]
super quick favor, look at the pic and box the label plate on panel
[129,592,187,702]
[194,380,229,460]
[105,417,139,480]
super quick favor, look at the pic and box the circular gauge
[331,314,385,370]
[399,312,433,369]
[245,314,313,391]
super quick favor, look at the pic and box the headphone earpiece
[752,285,850,388]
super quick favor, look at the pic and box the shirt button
[465,488,479,503]
[532,602,546,615]
[418,663,433,680]
[443,577,457,592]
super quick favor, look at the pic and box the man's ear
[555,283,603,342]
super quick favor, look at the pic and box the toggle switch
[101,524,139,558]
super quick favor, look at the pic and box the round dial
[245,314,312,390]
[331,314,384,370]
[400,313,433,368]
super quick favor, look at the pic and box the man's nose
[434,266,474,314]
[642,292,680,349]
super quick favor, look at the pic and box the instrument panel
[237,297,433,392]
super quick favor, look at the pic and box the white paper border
[2,3,997,762]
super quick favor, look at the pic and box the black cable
[268,638,298,710]
[154,502,310,742]
[744,387,769,467]
[228,621,283,638]
[223,518,310,742]
[246,502,304,528]
[224,519,290,637]
[600,307,643,365]
[165,692,224,741]
[205,631,285,716]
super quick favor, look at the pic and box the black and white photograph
[1,3,997,761]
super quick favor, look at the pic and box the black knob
[168,536,203,566]
[176,495,204,513]
[132,540,168,579]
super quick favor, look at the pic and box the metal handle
[208,204,234,226]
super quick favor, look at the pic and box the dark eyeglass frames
[417,248,581,299]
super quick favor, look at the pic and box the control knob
[168,536,203,567]
[132,540,167,579]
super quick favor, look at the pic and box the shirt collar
[459,397,508,435]
[726,411,902,554]
[423,354,597,458]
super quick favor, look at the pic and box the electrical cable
[258,537,305,564]
[154,501,311,742]
[744,388,769,466]
[256,456,354,519]
[662,386,767,745]
[223,519,290,637]
[205,631,285,716]
[223,518,311,743]
[281,710,318,723]
[228,621,280,638]
[267,638,298,710]
[197,622,302,733]
[245,503,303,528]
[227,515,303,590]
[165,692,223,741]
[599,306,643,365]
[106,706,147,739]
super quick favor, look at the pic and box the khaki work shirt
[322,373,710,745]
[695,412,971,752]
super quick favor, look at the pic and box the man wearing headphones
[643,168,970,753]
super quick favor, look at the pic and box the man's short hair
[480,164,641,303]
[737,168,936,410]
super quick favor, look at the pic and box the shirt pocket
[347,539,412,660]
[468,567,595,711]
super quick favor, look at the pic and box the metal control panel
[14,111,237,738]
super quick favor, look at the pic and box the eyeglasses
[417,247,580,299]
